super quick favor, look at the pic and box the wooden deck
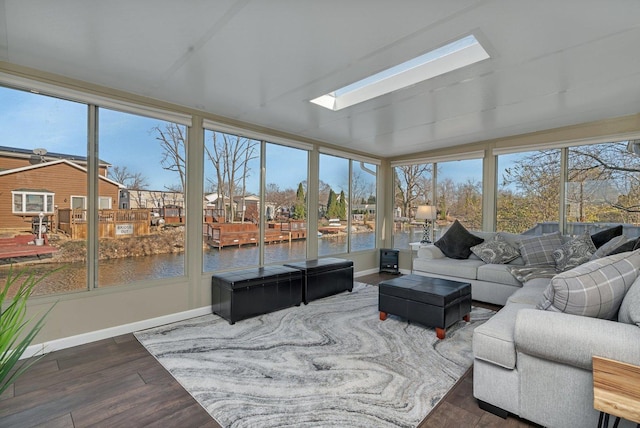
[203,222,307,249]
[0,234,57,263]
[318,225,345,234]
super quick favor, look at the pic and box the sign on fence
[115,224,134,235]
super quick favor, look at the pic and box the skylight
[311,35,490,111]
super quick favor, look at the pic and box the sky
[0,86,348,193]
[0,84,485,197]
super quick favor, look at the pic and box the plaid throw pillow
[518,232,563,266]
[537,250,640,319]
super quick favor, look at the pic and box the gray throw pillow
[518,232,563,266]
[434,220,484,259]
[471,235,520,264]
[607,236,640,255]
[590,225,623,249]
[537,250,640,319]
[590,235,628,260]
[552,233,596,272]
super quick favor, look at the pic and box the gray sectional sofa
[413,230,528,305]
[412,228,640,427]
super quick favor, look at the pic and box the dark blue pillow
[434,220,484,259]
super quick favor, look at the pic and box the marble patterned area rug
[135,283,493,428]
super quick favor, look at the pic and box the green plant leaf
[0,265,61,396]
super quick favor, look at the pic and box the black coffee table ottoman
[378,274,471,339]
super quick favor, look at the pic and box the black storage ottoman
[378,274,471,339]
[284,257,353,304]
[211,265,303,324]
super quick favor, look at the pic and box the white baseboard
[22,306,212,359]
[354,267,379,277]
[23,269,390,359]
[355,267,410,277]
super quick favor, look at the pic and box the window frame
[11,190,55,214]
[71,195,86,209]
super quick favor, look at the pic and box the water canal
[4,231,411,296]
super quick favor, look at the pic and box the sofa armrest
[514,309,640,370]
[417,244,445,259]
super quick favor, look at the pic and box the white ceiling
[1,0,639,158]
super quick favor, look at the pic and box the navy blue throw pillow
[434,220,484,259]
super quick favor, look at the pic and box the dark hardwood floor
[0,272,537,427]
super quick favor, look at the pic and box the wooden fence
[57,208,150,239]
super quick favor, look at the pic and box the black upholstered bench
[211,265,303,324]
[378,274,471,339]
[284,257,353,304]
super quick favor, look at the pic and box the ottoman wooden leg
[379,311,388,321]
[436,327,446,340]
[463,313,470,322]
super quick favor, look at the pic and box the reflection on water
[205,232,375,270]
[0,253,188,296]
[4,232,376,296]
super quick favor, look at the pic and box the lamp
[415,205,437,243]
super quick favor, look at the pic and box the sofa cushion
[518,232,563,266]
[434,220,484,259]
[477,263,522,287]
[537,250,640,319]
[618,275,640,326]
[506,278,550,305]
[590,225,623,248]
[412,257,484,280]
[473,303,534,369]
[471,235,520,264]
[552,232,596,272]
[417,245,445,259]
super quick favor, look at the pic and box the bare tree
[499,149,561,232]
[239,139,258,223]
[449,179,482,229]
[110,165,149,208]
[110,166,148,189]
[567,143,640,218]
[352,169,375,205]
[204,133,227,213]
[436,177,456,221]
[499,141,640,231]
[265,183,296,219]
[316,180,332,215]
[154,123,187,193]
[394,164,432,219]
[204,132,259,222]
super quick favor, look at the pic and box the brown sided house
[0,146,123,232]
